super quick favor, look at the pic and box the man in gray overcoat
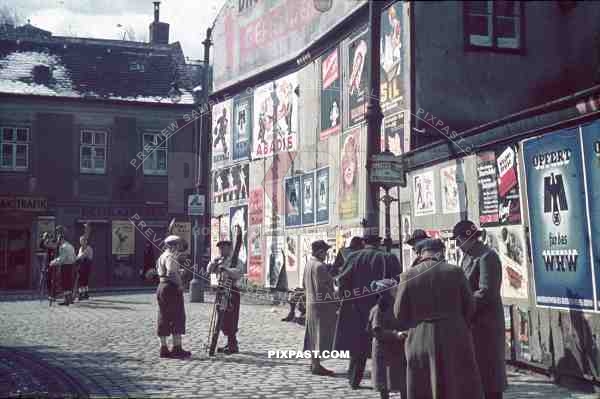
[303,240,337,376]
[394,238,484,399]
[333,234,402,389]
[452,220,507,399]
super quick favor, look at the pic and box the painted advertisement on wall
[413,171,435,216]
[345,27,369,128]
[285,176,301,227]
[316,167,330,224]
[229,205,248,274]
[484,225,529,300]
[213,163,249,203]
[523,129,594,310]
[212,99,232,164]
[111,220,134,255]
[380,1,405,116]
[301,173,315,225]
[233,94,252,160]
[211,0,366,92]
[252,73,298,160]
[339,128,361,220]
[320,47,341,140]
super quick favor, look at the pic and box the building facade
[0,4,206,290]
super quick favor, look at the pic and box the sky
[2,0,225,60]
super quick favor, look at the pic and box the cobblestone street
[0,293,598,398]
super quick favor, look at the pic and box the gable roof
[0,23,204,105]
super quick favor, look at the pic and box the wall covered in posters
[316,167,330,224]
[523,129,595,310]
[345,27,369,128]
[339,127,361,220]
[212,163,249,203]
[111,220,134,255]
[229,205,248,274]
[301,173,315,225]
[252,73,298,160]
[212,99,232,164]
[233,94,252,160]
[320,47,341,140]
[285,176,301,227]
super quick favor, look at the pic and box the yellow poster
[172,222,191,255]
[112,220,135,255]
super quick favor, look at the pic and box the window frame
[79,129,108,175]
[464,1,525,54]
[0,126,30,172]
[142,131,168,176]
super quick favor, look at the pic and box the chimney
[149,1,169,45]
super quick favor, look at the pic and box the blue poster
[523,128,595,310]
[581,120,600,309]
[232,95,251,160]
[316,167,330,224]
[285,176,301,227]
[301,173,315,225]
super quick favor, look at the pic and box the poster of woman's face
[339,129,360,220]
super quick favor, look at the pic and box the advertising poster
[301,173,315,225]
[484,226,529,300]
[346,27,369,128]
[212,99,232,164]
[413,171,435,216]
[515,307,532,362]
[440,230,462,266]
[496,146,522,225]
[249,187,264,225]
[316,167,330,224]
[381,111,405,155]
[285,235,299,289]
[248,227,263,282]
[210,218,220,262]
[339,128,361,220]
[401,212,412,270]
[265,235,286,288]
[111,220,134,255]
[252,73,298,160]
[320,47,341,140]
[212,163,249,203]
[523,130,594,310]
[380,1,405,116]
[504,305,514,360]
[229,205,248,274]
[440,165,460,214]
[233,95,252,160]
[172,222,191,255]
[477,151,500,226]
[285,176,301,227]
[581,121,600,308]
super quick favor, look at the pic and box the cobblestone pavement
[0,293,598,398]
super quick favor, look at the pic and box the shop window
[465,1,523,50]
[0,127,29,171]
[80,130,107,174]
[143,132,168,176]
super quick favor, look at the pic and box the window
[465,1,522,50]
[80,130,107,174]
[1,127,29,171]
[143,133,168,175]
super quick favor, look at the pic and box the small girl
[368,279,407,399]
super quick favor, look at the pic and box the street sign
[369,152,406,188]
[188,194,205,216]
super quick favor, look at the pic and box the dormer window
[129,61,145,72]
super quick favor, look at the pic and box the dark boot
[282,303,296,321]
[170,346,191,359]
[59,293,71,306]
[159,346,171,358]
[223,336,239,354]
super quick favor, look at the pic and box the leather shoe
[170,346,191,359]
[311,366,335,376]
[159,346,171,358]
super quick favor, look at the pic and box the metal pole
[365,0,383,234]
[190,27,212,303]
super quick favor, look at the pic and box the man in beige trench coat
[303,240,337,376]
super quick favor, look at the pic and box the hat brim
[405,238,416,246]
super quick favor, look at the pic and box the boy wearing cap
[156,235,191,359]
[452,220,506,399]
[303,240,337,376]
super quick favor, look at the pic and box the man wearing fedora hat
[303,239,337,376]
[334,233,401,389]
[405,229,429,268]
[452,220,506,399]
[156,235,191,359]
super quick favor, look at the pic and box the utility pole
[189,27,212,303]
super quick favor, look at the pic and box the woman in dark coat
[452,220,507,399]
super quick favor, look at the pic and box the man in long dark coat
[333,234,402,389]
[394,238,484,399]
[452,220,507,399]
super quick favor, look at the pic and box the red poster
[497,147,518,197]
[248,225,263,282]
[249,187,264,225]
